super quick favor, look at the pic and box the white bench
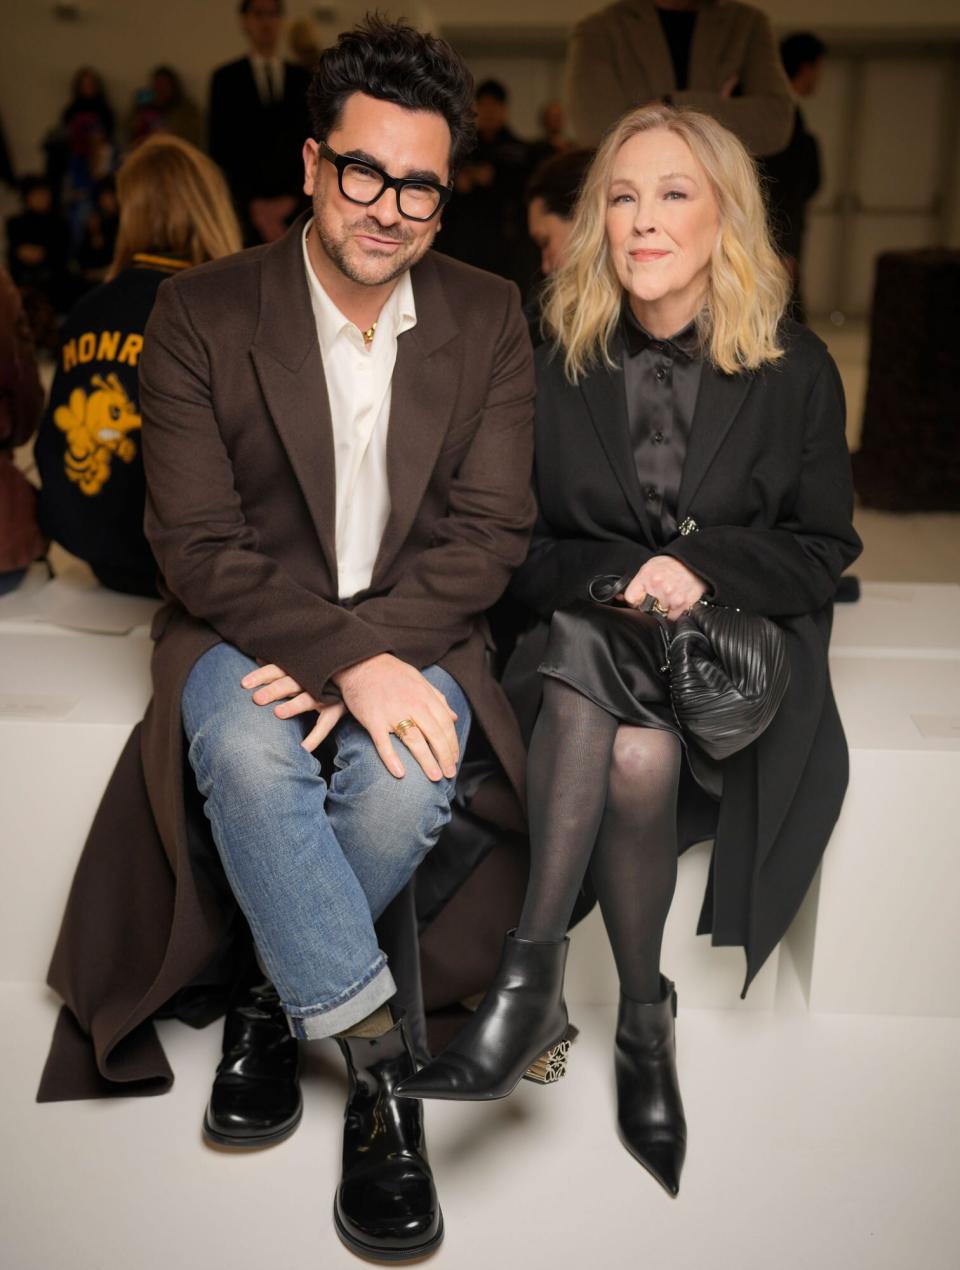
[0,624,153,983]
[831,581,960,661]
[4,577,959,1021]
[788,653,960,1017]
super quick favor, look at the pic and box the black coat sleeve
[661,356,862,617]
[509,509,652,620]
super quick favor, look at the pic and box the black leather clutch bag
[588,574,790,760]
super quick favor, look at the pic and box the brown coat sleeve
[350,286,537,667]
[139,280,392,699]
[671,9,794,157]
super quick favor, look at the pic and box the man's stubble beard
[312,194,437,288]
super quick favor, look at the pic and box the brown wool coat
[38,216,536,1100]
[565,0,795,154]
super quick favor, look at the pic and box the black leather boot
[335,1015,443,1262]
[202,976,302,1147]
[615,977,686,1196]
[396,931,571,1102]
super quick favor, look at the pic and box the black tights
[517,678,681,1003]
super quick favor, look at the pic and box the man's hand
[333,654,460,783]
[621,555,707,620]
[241,663,347,752]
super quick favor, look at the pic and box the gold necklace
[362,321,377,345]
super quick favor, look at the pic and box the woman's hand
[241,662,347,753]
[621,556,707,619]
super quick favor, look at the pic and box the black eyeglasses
[317,141,452,222]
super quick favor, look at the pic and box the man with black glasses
[39,18,535,1262]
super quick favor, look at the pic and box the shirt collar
[302,219,417,353]
[621,303,700,361]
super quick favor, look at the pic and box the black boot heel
[523,1037,571,1085]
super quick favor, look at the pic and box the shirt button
[645,485,659,501]
[652,431,665,444]
[655,366,667,382]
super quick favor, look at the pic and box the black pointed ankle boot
[396,931,571,1102]
[615,977,686,1197]
[202,976,302,1147]
[335,1015,443,1262]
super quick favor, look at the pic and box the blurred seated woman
[398,106,861,1197]
[525,147,594,280]
[36,135,241,596]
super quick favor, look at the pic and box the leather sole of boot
[201,1103,303,1149]
[333,1204,444,1263]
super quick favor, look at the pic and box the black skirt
[538,600,721,798]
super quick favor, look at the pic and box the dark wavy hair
[307,15,477,176]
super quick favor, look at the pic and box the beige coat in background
[565,0,794,155]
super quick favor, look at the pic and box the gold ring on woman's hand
[652,598,670,617]
[394,717,418,740]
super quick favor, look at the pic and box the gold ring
[394,717,418,740]
[652,599,669,617]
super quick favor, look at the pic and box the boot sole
[201,1102,303,1149]
[333,1204,444,1263]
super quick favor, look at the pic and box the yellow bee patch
[52,373,142,496]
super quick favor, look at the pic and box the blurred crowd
[2,0,830,594]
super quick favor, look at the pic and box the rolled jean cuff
[283,957,397,1041]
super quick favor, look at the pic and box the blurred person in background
[288,14,325,71]
[759,32,826,322]
[209,0,311,243]
[126,66,204,150]
[565,0,794,157]
[34,136,241,597]
[528,100,574,169]
[437,79,535,289]
[526,148,594,281]
[0,268,46,595]
[5,175,73,353]
[75,175,120,288]
[57,67,118,247]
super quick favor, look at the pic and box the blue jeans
[181,642,471,1039]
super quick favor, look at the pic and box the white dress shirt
[249,54,284,105]
[302,221,417,599]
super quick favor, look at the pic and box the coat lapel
[250,213,339,587]
[370,254,461,587]
[624,0,677,95]
[579,361,656,545]
[677,364,755,521]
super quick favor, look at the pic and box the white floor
[4,952,959,1270]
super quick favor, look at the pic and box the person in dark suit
[208,0,311,243]
[759,32,826,321]
[398,105,861,1199]
[38,18,535,1262]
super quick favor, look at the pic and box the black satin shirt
[620,307,703,546]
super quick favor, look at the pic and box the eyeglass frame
[316,141,453,222]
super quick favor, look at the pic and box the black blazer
[207,57,311,213]
[511,320,862,991]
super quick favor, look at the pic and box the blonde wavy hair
[108,134,242,279]
[542,104,789,380]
